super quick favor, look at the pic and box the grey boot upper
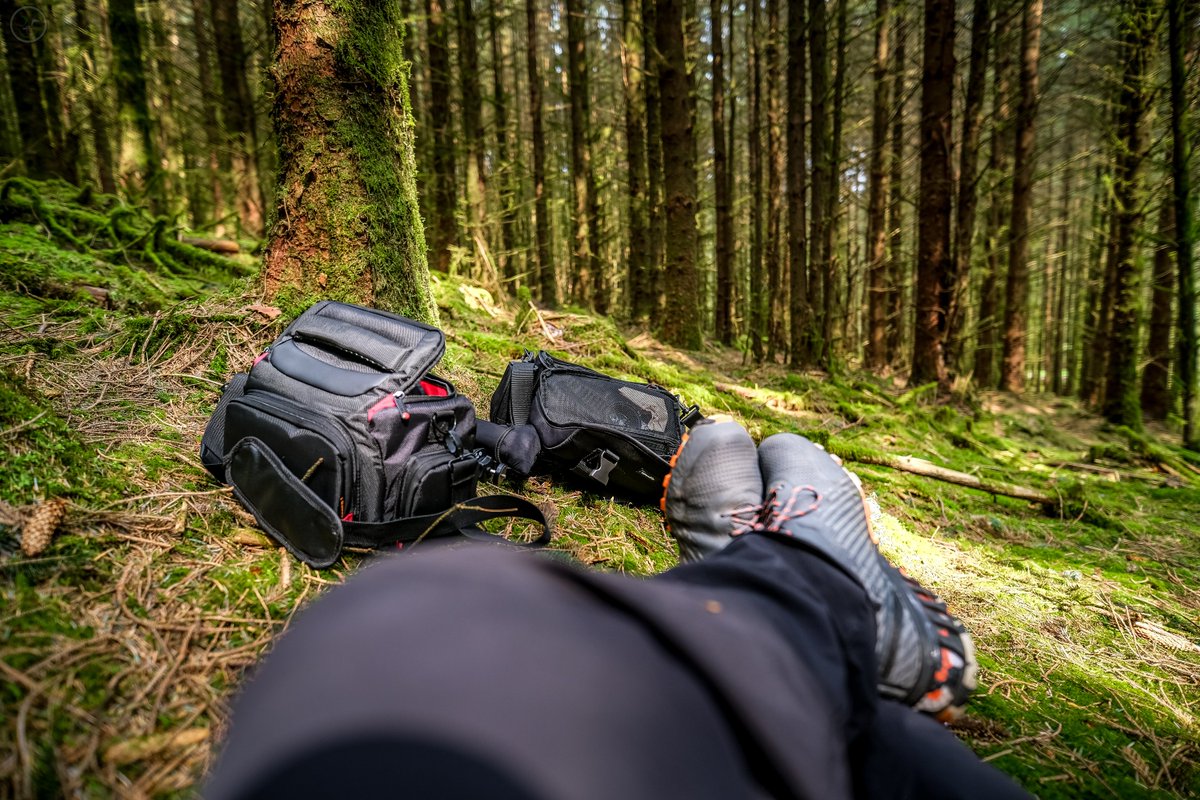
[662,418,763,563]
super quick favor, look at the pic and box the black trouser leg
[665,534,1030,800]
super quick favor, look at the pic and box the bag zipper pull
[394,390,410,421]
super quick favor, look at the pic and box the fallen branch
[179,235,240,255]
[844,452,1058,507]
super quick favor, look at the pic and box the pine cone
[21,499,67,557]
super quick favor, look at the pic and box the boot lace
[746,485,823,536]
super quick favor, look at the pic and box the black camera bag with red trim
[200,301,549,568]
[488,350,702,501]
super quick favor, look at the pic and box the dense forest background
[1,0,1198,444]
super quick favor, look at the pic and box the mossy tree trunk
[0,0,59,180]
[109,0,166,215]
[425,0,457,274]
[210,0,265,236]
[264,0,436,324]
[747,0,764,362]
[656,0,702,349]
[764,0,785,359]
[885,7,907,365]
[711,0,733,345]
[1101,0,1155,428]
[1140,201,1174,420]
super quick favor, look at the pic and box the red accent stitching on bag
[253,351,268,366]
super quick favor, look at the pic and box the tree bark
[525,0,555,305]
[457,0,490,279]
[1050,156,1071,394]
[108,0,165,214]
[809,0,830,360]
[748,0,765,362]
[1168,0,1198,447]
[946,0,991,373]
[425,0,457,273]
[910,0,955,388]
[999,0,1043,393]
[264,0,435,322]
[566,0,603,311]
[0,0,57,179]
[1102,0,1154,428]
[973,7,1014,388]
[825,0,848,357]
[711,0,734,345]
[74,0,117,194]
[656,0,702,349]
[489,0,517,284]
[643,0,665,312]
[210,0,264,235]
[885,5,907,364]
[786,0,812,367]
[865,0,891,370]
[1140,201,1174,420]
[765,0,785,359]
[189,0,231,228]
[623,0,651,320]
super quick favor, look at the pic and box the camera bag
[489,350,702,501]
[200,301,550,568]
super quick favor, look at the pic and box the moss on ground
[1,200,1198,795]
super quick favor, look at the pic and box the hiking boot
[661,415,763,563]
[756,433,978,720]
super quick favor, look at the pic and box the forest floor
[1,182,1199,798]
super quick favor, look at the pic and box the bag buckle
[573,448,619,486]
[680,404,703,428]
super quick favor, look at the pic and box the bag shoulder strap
[342,495,552,551]
[504,360,539,426]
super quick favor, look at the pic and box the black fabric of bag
[200,301,550,567]
[489,351,703,501]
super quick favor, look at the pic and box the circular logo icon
[10,6,47,43]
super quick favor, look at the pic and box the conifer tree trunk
[765,0,785,359]
[809,0,830,359]
[910,0,954,388]
[885,5,907,364]
[1102,0,1154,428]
[566,0,603,311]
[825,0,848,356]
[748,0,765,362]
[38,3,74,183]
[787,0,811,366]
[526,0,555,305]
[0,0,56,179]
[1141,201,1174,420]
[973,7,1013,388]
[624,0,651,320]
[1168,0,1197,447]
[489,0,516,283]
[457,0,490,278]
[74,0,116,194]
[999,0,1042,393]
[426,0,457,273]
[265,0,435,322]
[109,0,165,214]
[711,0,734,344]
[656,0,702,348]
[946,0,990,373]
[189,0,231,227]
[1051,159,1071,394]
[865,0,891,371]
[643,0,665,311]
[210,0,264,234]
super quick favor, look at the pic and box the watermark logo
[10,6,47,43]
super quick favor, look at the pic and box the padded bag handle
[225,438,552,568]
